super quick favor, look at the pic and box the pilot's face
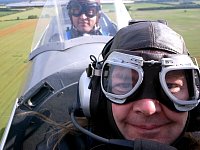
[111,67,189,144]
[72,14,98,33]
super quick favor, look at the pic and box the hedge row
[137,4,200,10]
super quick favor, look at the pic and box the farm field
[0,2,200,140]
[0,7,42,138]
[128,4,200,57]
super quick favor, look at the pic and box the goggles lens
[161,68,200,111]
[165,70,189,101]
[102,64,140,95]
[69,2,100,18]
[101,51,200,111]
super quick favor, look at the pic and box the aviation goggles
[68,1,100,18]
[101,51,200,112]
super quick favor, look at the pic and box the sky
[0,0,28,4]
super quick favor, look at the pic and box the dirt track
[0,19,37,37]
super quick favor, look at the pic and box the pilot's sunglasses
[68,2,100,18]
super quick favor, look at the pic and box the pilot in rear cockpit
[66,0,116,39]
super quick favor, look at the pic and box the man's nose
[132,99,161,116]
[80,13,87,19]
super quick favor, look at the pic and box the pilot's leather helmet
[101,20,200,132]
[102,20,188,57]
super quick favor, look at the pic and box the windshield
[31,0,131,52]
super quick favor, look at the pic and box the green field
[0,2,200,139]
[0,7,42,138]
[128,4,200,56]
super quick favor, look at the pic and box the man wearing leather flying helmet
[95,20,200,149]
[46,20,200,150]
[66,0,102,39]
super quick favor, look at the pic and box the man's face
[69,2,99,33]
[111,67,189,144]
[72,14,98,33]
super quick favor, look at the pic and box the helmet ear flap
[95,11,101,27]
[74,38,113,118]
[78,65,106,119]
[67,1,73,26]
[89,73,107,118]
[78,71,92,117]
